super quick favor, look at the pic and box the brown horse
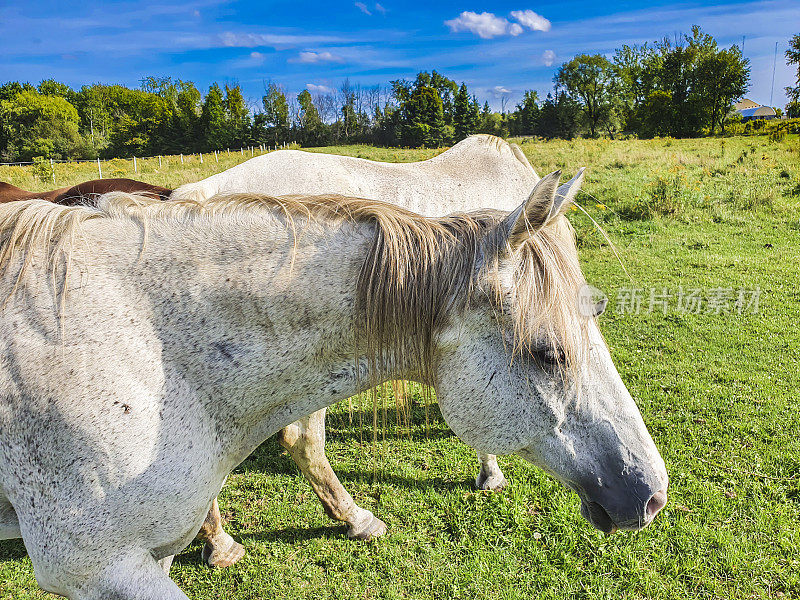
[0,179,172,205]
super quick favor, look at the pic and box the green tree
[509,90,539,136]
[0,89,87,161]
[453,83,477,140]
[174,81,201,151]
[786,34,800,116]
[696,46,749,133]
[297,89,323,144]
[613,43,657,132]
[398,86,446,147]
[225,84,251,147]
[555,54,618,137]
[201,83,227,150]
[536,91,581,139]
[37,79,75,102]
[262,83,290,144]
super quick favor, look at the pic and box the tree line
[1,26,794,163]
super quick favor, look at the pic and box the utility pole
[770,41,778,107]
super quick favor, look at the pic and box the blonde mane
[0,191,588,378]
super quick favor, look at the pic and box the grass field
[1,135,799,599]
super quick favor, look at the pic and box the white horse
[172,134,539,215]
[174,135,541,561]
[0,172,667,599]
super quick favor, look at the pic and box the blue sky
[1,0,796,111]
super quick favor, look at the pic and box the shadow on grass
[241,525,349,545]
[0,539,27,561]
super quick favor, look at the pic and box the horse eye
[533,347,565,368]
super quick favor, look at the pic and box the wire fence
[0,142,298,187]
[0,142,297,167]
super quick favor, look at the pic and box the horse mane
[0,191,588,378]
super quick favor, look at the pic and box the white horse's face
[434,171,668,533]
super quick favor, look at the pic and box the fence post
[159,155,162,168]
[97,157,102,179]
[180,153,184,165]
[50,158,55,184]
[240,147,244,156]
[134,156,137,173]
[200,153,203,164]
[215,150,218,163]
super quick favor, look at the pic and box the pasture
[1,135,799,599]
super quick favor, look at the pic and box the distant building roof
[734,98,760,110]
[736,106,777,119]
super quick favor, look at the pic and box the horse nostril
[646,490,668,520]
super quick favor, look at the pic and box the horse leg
[278,409,387,540]
[0,496,21,540]
[67,552,189,600]
[158,555,174,575]
[475,452,508,491]
[196,497,245,568]
[20,525,188,600]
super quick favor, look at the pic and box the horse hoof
[475,473,508,492]
[202,539,246,569]
[346,512,387,541]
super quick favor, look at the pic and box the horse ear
[496,170,561,251]
[549,167,585,220]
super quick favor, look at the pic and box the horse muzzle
[579,484,668,533]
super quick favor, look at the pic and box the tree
[201,83,227,150]
[0,89,87,161]
[225,84,251,148]
[297,89,323,144]
[555,54,618,137]
[398,85,446,147]
[509,90,539,136]
[536,91,581,139]
[174,81,201,152]
[786,34,800,115]
[613,43,657,132]
[453,83,477,141]
[38,79,75,102]
[696,46,749,133]
[262,83,290,144]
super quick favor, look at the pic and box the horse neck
[115,212,403,463]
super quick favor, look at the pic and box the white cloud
[445,11,522,39]
[249,51,266,64]
[492,85,512,96]
[306,83,334,94]
[541,49,556,66]
[355,2,372,15]
[510,10,551,32]
[231,50,270,69]
[375,3,387,15]
[216,32,342,49]
[290,50,344,64]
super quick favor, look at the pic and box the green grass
[1,135,800,599]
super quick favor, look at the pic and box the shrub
[31,156,53,183]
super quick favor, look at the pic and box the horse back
[53,179,172,206]
[0,179,172,206]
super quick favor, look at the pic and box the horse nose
[646,489,667,520]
